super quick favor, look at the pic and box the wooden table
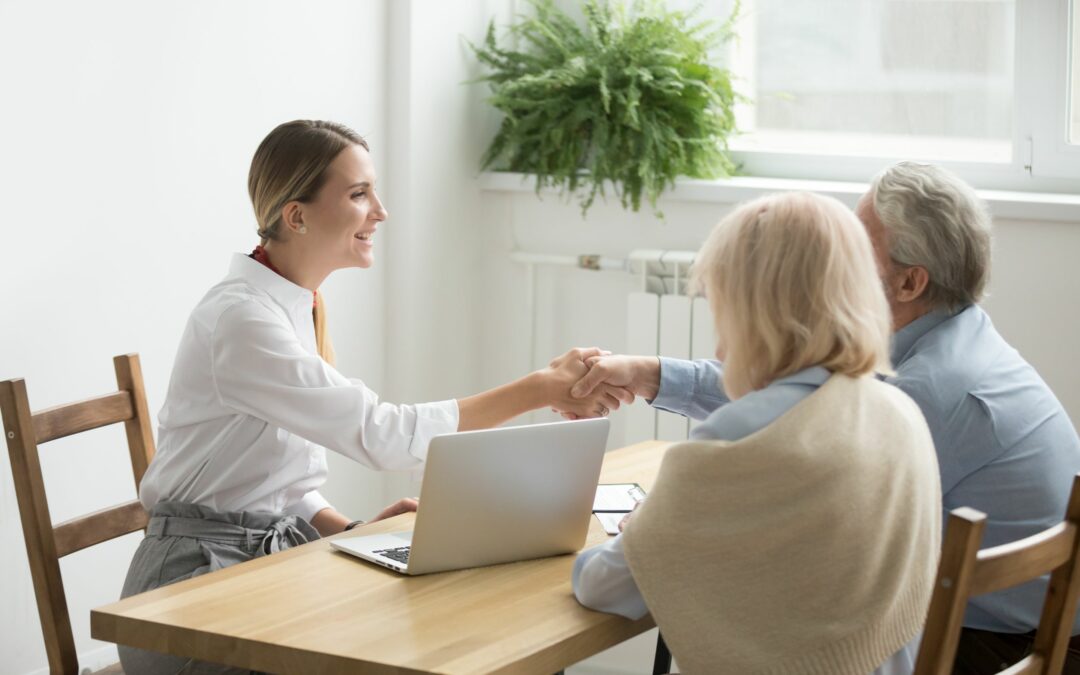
[91,440,671,674]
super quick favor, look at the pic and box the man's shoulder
[895,306,1076,451]
[888,308,1002,426]
[896,306,1012,392]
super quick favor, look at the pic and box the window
[731,0,1013,163]
[700,0,1080,190]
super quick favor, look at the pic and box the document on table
[592,483,647,535]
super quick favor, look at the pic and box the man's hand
[570,355,662,401]
[543,348,635,419]
[368,498,419,524]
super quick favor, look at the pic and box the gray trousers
[118,501,320,675]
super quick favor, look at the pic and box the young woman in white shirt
[119,120,629,675]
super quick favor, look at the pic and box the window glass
[724,0,1015,162]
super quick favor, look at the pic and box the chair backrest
[914,473,1080,675]
[0,353,156,675]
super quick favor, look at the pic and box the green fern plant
[471,0,742,216]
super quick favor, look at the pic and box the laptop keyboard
[374,546,411,565]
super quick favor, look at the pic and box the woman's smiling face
[300,144,388,270]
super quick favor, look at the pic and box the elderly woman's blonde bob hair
[690,192,893,400]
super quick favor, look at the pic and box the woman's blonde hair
[248,120,369,365]
[689,192,893,399]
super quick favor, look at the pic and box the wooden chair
[915,473,1080,675]
[1,354,156,675]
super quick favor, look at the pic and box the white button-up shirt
[139,254,459,522]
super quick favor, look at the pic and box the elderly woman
[571,192,942,675]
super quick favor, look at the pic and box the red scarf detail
[250,245,318,308]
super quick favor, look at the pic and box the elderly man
[571,162,1080,674]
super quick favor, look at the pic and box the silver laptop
[330,417,610,575]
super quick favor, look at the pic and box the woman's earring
[298,225,308,234]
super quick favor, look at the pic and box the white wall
[477,189,1080,450]
[0,1,389,672]
[377,0,513,499]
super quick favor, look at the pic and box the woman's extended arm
[457,348,633,431]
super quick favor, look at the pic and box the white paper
[593,484,642,512]
[594,512,625,536]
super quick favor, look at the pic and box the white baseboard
[24,644,119,675]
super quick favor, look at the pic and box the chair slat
[972,523,1074,596]
[53,500,149,558]
[33,391,133,444]
[913,508,986,675]
[1,379,80,673]
[115,354,156,490]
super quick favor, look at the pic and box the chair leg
[653,631,672,674]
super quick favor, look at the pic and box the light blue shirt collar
[890,306,964,366]
[771,365,831,389]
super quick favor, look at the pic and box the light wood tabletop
[91,440,671,675]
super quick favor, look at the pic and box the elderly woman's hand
[544,348,635,419]
[572,355,663,401]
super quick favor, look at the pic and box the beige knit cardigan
[622,374,942,675]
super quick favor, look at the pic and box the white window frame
[1021,0,1080,180]
[727,0,1080,193]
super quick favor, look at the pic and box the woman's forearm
[309,507,351,536]
[457,371,549,431]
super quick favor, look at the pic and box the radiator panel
[689,296,717,434]
[656,294,693,441]
[625,292,660,443]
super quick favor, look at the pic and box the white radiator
[624,251,716,444]
[511,249,715,444]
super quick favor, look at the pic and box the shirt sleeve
[572,533,649,620]
[211,301,459,470]
[284,490,333,523]
[650,358,730,421]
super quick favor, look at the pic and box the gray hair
[870,161,992,310]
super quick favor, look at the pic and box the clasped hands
[543,349,661,420]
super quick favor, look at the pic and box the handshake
[540,348,662,420]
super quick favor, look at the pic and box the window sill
[477,172,1080,224]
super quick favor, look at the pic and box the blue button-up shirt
[650,304,1080,633]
